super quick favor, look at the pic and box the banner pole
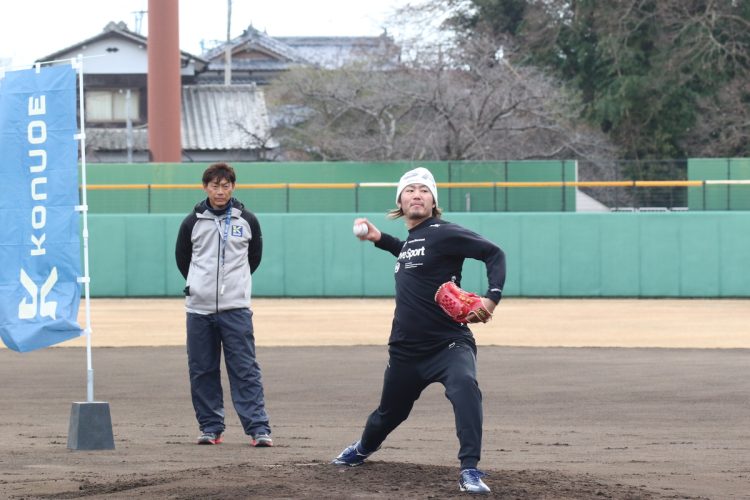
[65,56,114,450]
[74,55,94,403]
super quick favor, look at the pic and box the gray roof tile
[86,84,275,151]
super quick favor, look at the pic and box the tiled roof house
[37,22,276,162]
[33,22,400,162]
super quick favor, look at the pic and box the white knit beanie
[396,167,438,205]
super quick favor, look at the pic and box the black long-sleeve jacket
[375,217,506,359]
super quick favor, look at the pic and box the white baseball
[353,223,368,237]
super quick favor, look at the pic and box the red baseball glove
[434,281,492,324]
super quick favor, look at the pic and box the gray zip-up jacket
[175,198,262,314]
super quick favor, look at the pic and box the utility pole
[132,10,147,34]
[224,0,232,85]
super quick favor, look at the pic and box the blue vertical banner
[0,65,83,352]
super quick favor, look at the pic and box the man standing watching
[332,167,505,494]
[175,162,272,447]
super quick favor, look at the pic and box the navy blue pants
[360,341,483,469]
[186,308,270,436]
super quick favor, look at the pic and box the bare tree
[267,34,617,164]
[656,1,750,157]
[686,78,750,157]
[268,65,418,160]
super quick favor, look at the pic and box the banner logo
[18,268,59,320]
[29,94,49,257]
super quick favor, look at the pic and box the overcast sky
[1,0,405,68]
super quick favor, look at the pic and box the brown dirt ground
[1,298,749,499]
[70,297,750,349]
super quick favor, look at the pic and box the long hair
[387,205,442,219]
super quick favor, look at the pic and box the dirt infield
[1,298,749,499]
[66,297,750,348]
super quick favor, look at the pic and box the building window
[85,89,140,123]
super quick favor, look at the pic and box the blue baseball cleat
[459,468,491,494]
[331,441,376,466]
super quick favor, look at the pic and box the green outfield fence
[688,158,750,210]
[84,178,750,214]
[83,160,578,213]
[86,212,750,298]
[77,159,750,298]
[81,159,750,213]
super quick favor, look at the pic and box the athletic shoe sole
[459,485,490,494]
[197,435,223,445]
[331,459,365,467]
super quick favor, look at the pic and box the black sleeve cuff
[486,289,503,304]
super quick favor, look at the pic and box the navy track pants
[186,308,270,436]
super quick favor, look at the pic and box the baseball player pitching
[333,167,506,494]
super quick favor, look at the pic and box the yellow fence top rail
[84,180,733,190]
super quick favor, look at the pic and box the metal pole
[727,158,731,210]
[224,0,232,85]
[561,160,566,211]
[75,55,94,403]
[448,162,453,212]
[125,89,133,164]
[504,161,509,212]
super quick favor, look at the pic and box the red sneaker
[251,433,273,447]
[197,432,223,445]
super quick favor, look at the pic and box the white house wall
[51,38,197,76]
[63,38,148,74]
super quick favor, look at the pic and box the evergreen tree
[442,0,750,162]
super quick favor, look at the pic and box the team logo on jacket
[231,225,243,237]
[395,262,400,273]
[397,246,425,260]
